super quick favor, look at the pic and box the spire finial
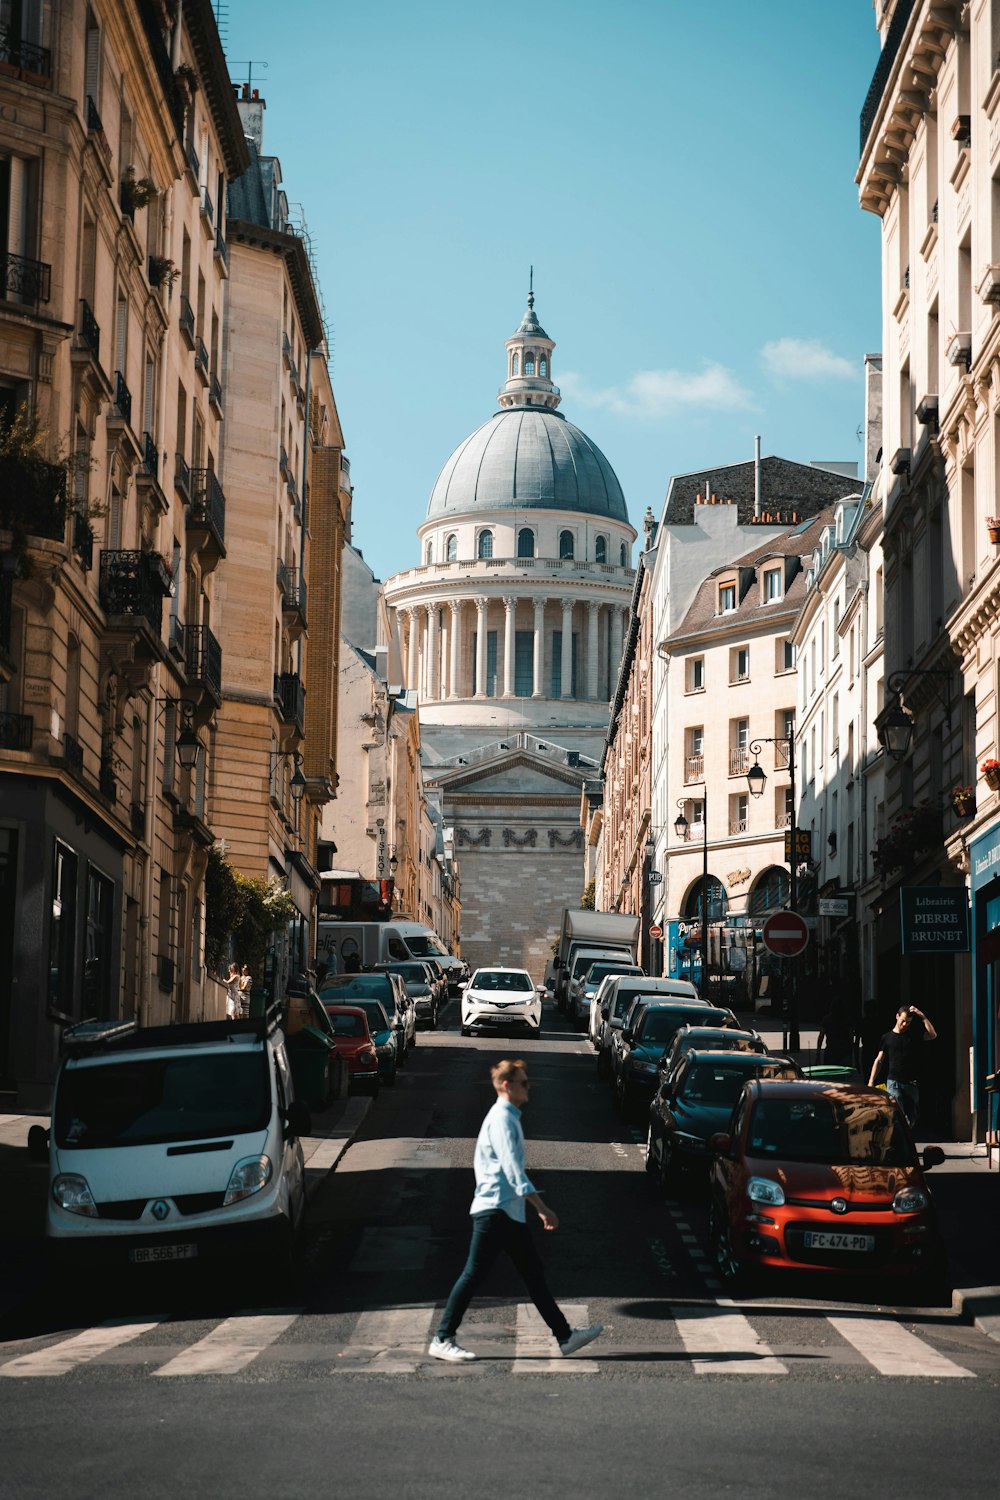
[528,264,533,308]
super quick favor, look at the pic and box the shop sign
[819,898,849,917]
[899,887,970,953]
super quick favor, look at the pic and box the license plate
[803,1231,875,1253]
[130,1243,198,1264]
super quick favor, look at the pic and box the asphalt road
[1,1005,997,1500]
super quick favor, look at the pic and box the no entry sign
[761,911,809,958]
[649,924,663,940]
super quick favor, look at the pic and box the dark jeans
[886,1077,919,1128]
[436,1209,572,1344]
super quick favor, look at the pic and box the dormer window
[763,568,783,602]
[718,582,736,613]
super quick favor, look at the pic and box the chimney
[643,506,656,549]
[864,354,883,484]
[236,87,266,151]
[754,435,762,519]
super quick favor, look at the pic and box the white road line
[342,1305,437,1372]
[0,1317,166,1377]
[512,1303,599,1374]
[827,1316,974,1378]
[154,1312,300,1377]
[672,1305,787,1375]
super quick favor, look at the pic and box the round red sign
[649,924,663,940]
[761,911,809,958]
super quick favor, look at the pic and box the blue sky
[223,1,883,579]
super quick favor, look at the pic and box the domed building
[384,293,637,974]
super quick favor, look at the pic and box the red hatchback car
[325,1006,381,1096]
[708,1080,946,1294]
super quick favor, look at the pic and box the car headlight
[628,1058,658,1076]
[893,1185,930,1214]
[747,1176,785,1206]
[52,1174,98,1217]
[673,1131,706,1148]
[223,1154,273,1206]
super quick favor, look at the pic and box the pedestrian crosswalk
[0,1301,987,1381]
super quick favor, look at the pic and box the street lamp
[746,734,800,1050]
[270,749,306,805]
[175,702,201,773]
[876,669,953,762]
[675,786,709,1000]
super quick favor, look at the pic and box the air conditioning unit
[889,447,911,476]
[915,394,939,429]
[946,332,972,369]
[978,264,1000,304]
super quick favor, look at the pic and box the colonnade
[398,595,628,703]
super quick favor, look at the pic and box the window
[763,568,783,602]
[539,356,547,377]
[559,529,574,560]
[687,657,705,693]
[524,352,535,376]
[686,725,704,779]
[511,353,519,376]
[517,527,534,558]
[514,631,533,697]
[425,540,433,565]
[472,631,497,696]
[446,533,457,561]
[620,542,627,566]
[477,530,493,560]
[595,534,607,564]
[729,793,748,835]
[776,637,795,672]
[83,865,114,1014]
[48,841,78,1019]
[730,645,749,683]
[719,582,736,613]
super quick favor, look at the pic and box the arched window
[683,876,728,922]
[446,533,457,561]
[517,527,534,558]
[425,541,433,565]
[511,353,519,377]
[748,866,790,916]
[539,356,547,377]
[559,529,574,560]
[620,541,627,566]
[595,535,607,564]
[478,530,493,559]
[524,351,535,376]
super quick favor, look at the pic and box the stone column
[560,598,574,699]
[502,596,516,698]
[405,608,418,690]
[426,602,440,700]
[474,596,488,699]
[448,600,461,700]
[532,596,546,698]
[586,600,600,700]
[610,604,625,686]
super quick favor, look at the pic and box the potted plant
[950,784,976,818]
[120,169,158,215]
[981,757,1000,791]
[148,255,179,289]
[988,516,1000,544]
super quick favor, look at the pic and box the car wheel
[645,1125,658,1175]
[709,1200,746,1288]
[659,1142,682,1199]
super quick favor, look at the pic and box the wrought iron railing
[729,818,747,836]
[187,469,226,550]
[179,295,195,344]
[214,228,229,270]
[274,671,305,729]
[209,372,223,410]
[1,250,51,304]
[729,748,750,777]
[169,614,186,657]
[279,444,289,476]
[99,549,170,635]
[78,298,100,357]
[185,139,199,179]
[277,563,307,620]
[200,185,213,225]
[174,453,191,499]
[112,369,132,424]
[72,511,94,570]
[184,624,222,697]
[85,95,103,132]
[194,336,209,377]
[0,24,52,76]
[860,0,915,153]
[684,754,704,783]
[0,711,33,750]
[139,431,158,478]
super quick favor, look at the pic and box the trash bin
[286,1024,337,1111]
[801,1063,864,1085]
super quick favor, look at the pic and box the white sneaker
[428,1335,477,1363]
[559,1324,603,1357]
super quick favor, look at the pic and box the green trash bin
[286,1024,337,1111]
[801,1063,864,1085]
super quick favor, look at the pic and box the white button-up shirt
[469,1097,536,1222]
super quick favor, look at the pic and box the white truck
[316,919,468,993]
[553,909,641,1011]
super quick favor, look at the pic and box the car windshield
[471,971,532,992]
[678,1031,762,1058]
[747,1095,917,1166]
[320,975,394,1001]
[334,999,390,1034]
[681,1062,769,1105]
[55,1050,270,1149]
[383,965,425,979]
[638,1010,700,1044]
[587,965,640,985]
[404,934,447,957]
[327,1013,368,1037]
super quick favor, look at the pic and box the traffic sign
[761,911,809,957]
[649,923,663,940]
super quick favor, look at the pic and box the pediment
[429,751,587,796]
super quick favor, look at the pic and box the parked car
[646,1049,801,1193]
[707,1079,947,1294]
[611,1000,735,1118]
[318,972,415,1056]
[594,976,702,1076]
[659,1025,767,1087]
[324,1006,382,1096]
[373,961,442,1028]
[322,995,399,1084]
[570,960,643,1027]
[422,959,451,1011]
[461,967,542,1036]
[34,1013,310,1274]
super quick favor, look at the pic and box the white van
[33,1012,309,1273]
[317,920,468,992]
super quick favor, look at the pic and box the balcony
[174,453,191,501]
[214,228,229,275]
[86,96,112,165]
[860,0,915,153]
[184,139,200,187]
[729,748,750,777]
[99,549,171,641]
[274,671,305,733]
[0,711,32,751]
[138,431,158,478]
[76,299,100,359]
[684,754,704,783]
[277,561,307,630]
[200,185,214,230]
[209,372,223,415]
[112,369,132,425]
[729,818,747,837]
[72,511,94,570]
[187,468,226,567]
[194,336,209,383]
[183,623,222,705]
[0,454,65,539]
[179,295,196,347]
[1,250,51,305]
[0,24,53,80]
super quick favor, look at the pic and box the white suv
[460,968,542,1036]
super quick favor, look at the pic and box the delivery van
[316,920,468,992]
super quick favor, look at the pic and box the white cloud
[759,337,856,382]
[558,363,754,419]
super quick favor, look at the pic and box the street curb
[952,1285,1000,1344]
[302,1096,371,1201]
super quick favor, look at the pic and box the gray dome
[427,407,628,522]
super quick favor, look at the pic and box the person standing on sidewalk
[429,1059,603,1364]
[868,1005,937,1128]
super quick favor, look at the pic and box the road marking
[512,1303,599,1374]
[827,1316,974,1378]
[340,1306,437,1372]
[0,1317,166,1377]
[671,1305,787,1375]
[155,1312,300,1376]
